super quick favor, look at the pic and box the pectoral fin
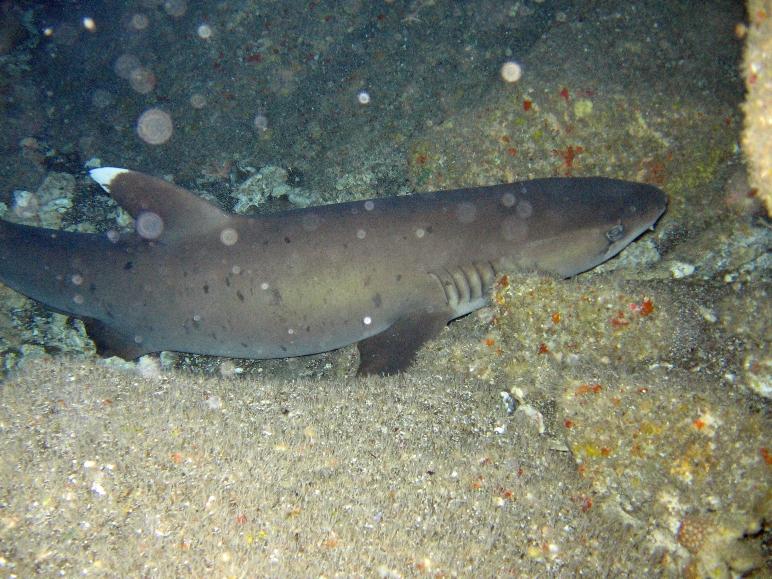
[83,318,151,360]
[356,311,450,376]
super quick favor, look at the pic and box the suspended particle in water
[130,14,149,31]
[357,90,371,105]
[301,213,320,231]
[456,202,477,224]
[254,112,269,131]
[136,211,164,239]
[220,228,238,246]
[500,61,522,83]
[129,67,156,94]
[163,0,187,18]
[91,89,113,108]
[500,192,516,207]
[197,24,213,39]
[137,108,173,145]
[190,93,207,109]
[12,190,38,219]
[516,200,533,219]
[114,53,141,79]
[82,17,96,32]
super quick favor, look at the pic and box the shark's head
[514,177,667,277]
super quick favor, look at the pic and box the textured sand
[0,343,767,576]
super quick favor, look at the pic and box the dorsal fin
[89,167,230,241]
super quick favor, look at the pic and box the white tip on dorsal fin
[89,167,130,193]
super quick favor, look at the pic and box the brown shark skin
[0,170,667,375]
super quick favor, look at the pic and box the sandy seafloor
[0,0,769,576]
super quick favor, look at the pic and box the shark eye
[605,224,625,243]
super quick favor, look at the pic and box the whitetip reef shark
[0,168,666,375]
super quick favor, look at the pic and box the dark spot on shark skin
[270,288,283,305]
[203,284,209,294]
[372,293,382,308]
[280,345,287,352]
[123,261,133,270]
[237,290,244,302]
[284,236,291,244]
[306,325,311,332]
[225,277,231,287]
[89,283,96,293]
[396,274,402,282]
[241,342,248,348]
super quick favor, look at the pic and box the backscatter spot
[500,61,522,83]
[137,108,173,144]
[456,202,477,224]
[501,215,528,242]
[220,227,238,246]
[136,211,164,239]
[302,213,320,231]
[516,200,533,219]
[501,192,516,207]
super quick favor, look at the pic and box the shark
[0,168,666,375]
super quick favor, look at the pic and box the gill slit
[429,260,499,309]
